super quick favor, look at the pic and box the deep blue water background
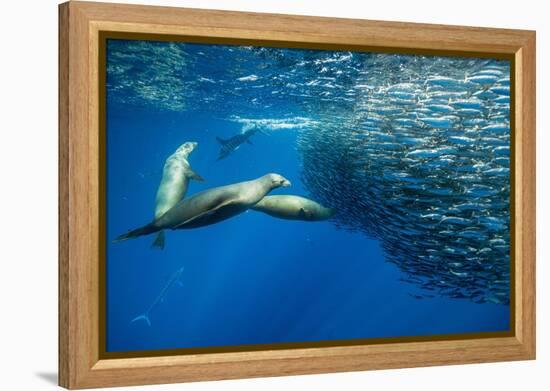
[106,41,510,353]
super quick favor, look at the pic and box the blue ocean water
[106,39,510,353]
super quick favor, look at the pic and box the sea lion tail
[326,208,337,218]
[151,230,166,250]
[113,223,158,243]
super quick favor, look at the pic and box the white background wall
[0,0,546,389]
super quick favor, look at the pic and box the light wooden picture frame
[59,1,536,389]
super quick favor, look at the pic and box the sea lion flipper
[113,223,158,243]
[187,167,205,182]
[151,230,166,250]
[173,199,236,229]
[173,211,213,229]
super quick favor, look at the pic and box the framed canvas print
[58,1,536,389]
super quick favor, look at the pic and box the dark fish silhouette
[215,126,259,160]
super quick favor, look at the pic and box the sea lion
[114,173,291,242]
[151,141,204,249]
[252,195,334,221]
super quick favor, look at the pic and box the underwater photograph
[105,38,511,354]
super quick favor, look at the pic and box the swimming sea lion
[152,141,204,249]
[252,195,334,221]
[114,173,291,242]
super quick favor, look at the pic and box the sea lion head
[175,141,198,158]
[300,205,335,221]
[320,206,336,219]
[264,173,291,189]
